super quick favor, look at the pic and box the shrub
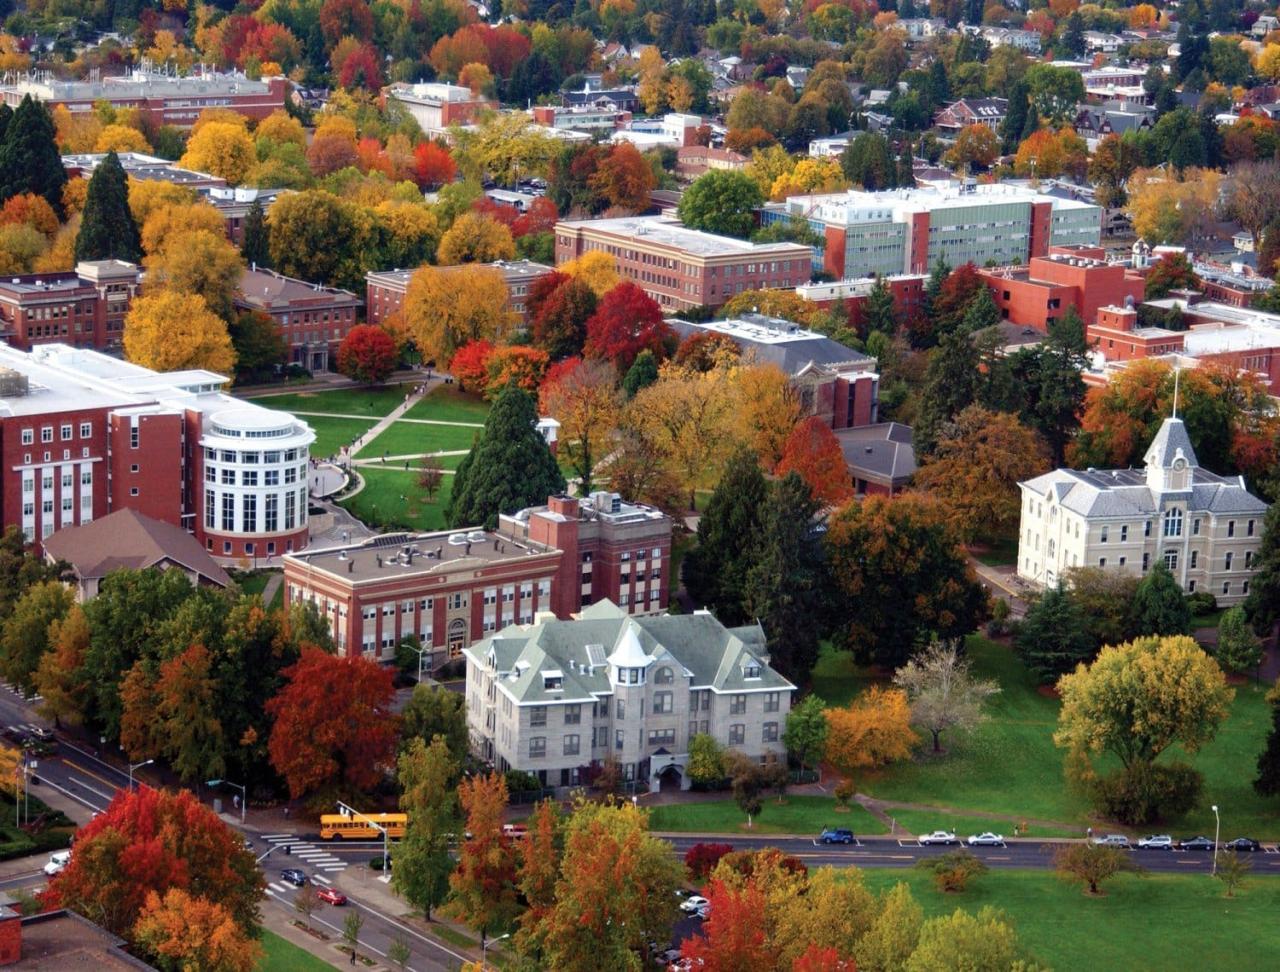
[1185,590,1217,616]
[834,778,856,808]
[504,769,541,793]
[915,849,988,893]
[684,842,734,880]
[1089,761,1202,825]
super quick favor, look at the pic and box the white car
[679,895,709,913]
[918,831,958,845]
[967,832,1005,847]
[1137,834,1173,850]
[43,850,71,876]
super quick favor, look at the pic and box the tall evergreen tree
[1060,13,1085,58]
[961,285,999,333]
[683,449,769,624]
[864,276,897,336]
[741,472,832,682]
[74,151,141,263]
[896,140,914,187]
[446,387,566,529]
[1254,688,1280,797]
[0,103,12,145]
[1014,585,1096,684]
[621,349,658,398]
[1000,80,1029,153]
[914,326,980,454]
[1245,505,1280,635]
[1002,309,1089,465]
[241,199,270,269]
[1131,561,1192,637]
[0,95,68,216]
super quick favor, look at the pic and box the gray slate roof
[667,317,872,377]
[834,422,916,485]
[1021,466,1267,518]
[1143,416,1197,470]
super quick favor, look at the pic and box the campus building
[2,69,288,125]
[233,267,362,373]
[463,600,795,790]
[1017,417,1268,604]
[365,260,555,328]
[980,245,1146,333]
[762,183,1102,280]
[796,273,930,322]
[282,492,672,663]
[0,262,139,352]
[0,343,313,560]
[384,82,495,136]
[553,217,812,312]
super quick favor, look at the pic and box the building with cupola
[1016,416,1269,604]
[462,600,795,792]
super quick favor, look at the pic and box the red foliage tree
[588,142,656,213]
[430,24,531,79]
[683,842,734,880]
[448,339,495,392]
[679,877,771,971]
[472,197,519,229]
[355,137,392,177]
[512,196,559,238]
[336,325,399,385]
[583,283,674,372]
[414,141,457,188]
[675,331,741,371]
[537,356,581,412]
[775,416,855,505]
[931,262,985,335]
[319,0,374,47]
[307,134,359,177]
[216,14,259,67]
[265,647,399,798]
[792,944,857,972]
[526,270,570,322]
[334,40,383,90]
[239,22,301,70]
[485,345,550,398]
[531,277,597,359]
[45,787,262,937]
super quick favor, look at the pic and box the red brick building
[553,217,812,312]
[234,267,362,372]
[283,492,672,664]
[980,245,1146,332]
[384,82,495,136]
[365,260,555,328]
[1086,305,1186,361]
[0,261,139,352]
[796,274,929,322]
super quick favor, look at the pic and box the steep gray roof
[1143,417,1198,470]
[1021,465,1266,518]
[834,423,916,485]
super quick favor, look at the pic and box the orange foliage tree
[1013,127,1089,181]
[823,685,918,786]
[485,345,550,398]
[679,876,771,971]
[450,773,519,943]
[133,888,260,972]
[775,416,854,505]
[448,339,495,392]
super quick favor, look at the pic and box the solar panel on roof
[373,533,412,548]
[586,644,606,667]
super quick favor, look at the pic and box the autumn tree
[1053,843,1133,896]
[47,787,262,937]
[824,685,917,786]
[893,642,1000,754]
[855,881,923,971]
[438,211,516,265]
[450,773,518,945]
[1226,159,1280,249]
[393,736,457,920]
[34,604,90,727]
[1125,167,1222,245]
[0,96,67,216]
[560,250,620,297]
[1013,127,1088,181]
[179,122,256,185]
[404,264,515,366]
[133,888,260,972]
[124,292,237,374]
[538,357,621,495]
[680,876,771,971]
[266,647,399,798]
[144,229,244,322]
[531,278,597,359]
[583,282,673,373]
[944,124,1000,170]
[121,643,226,784]
[0,579,72,695]
[266,190,369,291]
[775,416,853,505]
[590,142,656,213]
[337,325,398,385]
[905,906,1032,970]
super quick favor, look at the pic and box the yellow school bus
[319,812,408,840]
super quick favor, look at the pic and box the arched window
[655,666,673,684]
[1163,508,1183,538]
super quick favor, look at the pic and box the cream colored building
[1017,417,1268,604]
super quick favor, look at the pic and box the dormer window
[543,670,563,691]
[743,658,762,680]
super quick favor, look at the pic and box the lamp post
[413,641,431,683]
[1211,804,1221,875]
[336,801,390,874]
[129,758,154,791]
[482,932,511,969]
[207,778,247,824]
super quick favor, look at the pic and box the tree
[343,910,365,965]
[393,736,457,920]
[400,683,468,762]
[680,876,771,971]
[1131,561,1192,637]
[514,799,561,960]
[34,604,90,727]
[622,350,659,398]
[914,327,981,453]
[944,124,999,170]
[241,200,269,268]
[688,732,727,788]
[590,142,656,212]
[905,906,1030,971]
[447,386,566,529]
[583,283,673,373]
[826,495,990,668]
[438,211,516,265]
[775,417,853,505]
[1024,63,1085,126]
[404,264,515,366]
[448,340,495,392]
[561,250,620,297]
[75,151,140,263]
[415,141,457,188]
[1227,160,1280,249]
[1015,585,1097,684]
[1215,850,1252,898]
[912,406,1051,544]
[728,751,766,824]
[179,122,256,185]
[133,888,260,972]
[783,695,829,776]
[485,345,550,399]
[1245,505,1280,634]
[856,881,923,971]
[841,132,897,190]
[1254,683,1280,797]
[47,787,261,937]
[892,642,1000,754]
[1217,606,1263,677]
[337,325,398,385]
[265,647,399,798]
[450,773,518,945]
[0,579,72,695]
[124,292,236,374]
[0,96,68,216]
[229,310,287,380]
[1052,843,1132,896]
[1144,252,1200,299]
[144,229,244,321]
[824,685,917,785]
[677,170,765,239]
[266,190,367,291]
[539,358,621,496]
[293,883,319,931]
[531,278,596,360]
[684,449,769,620]
[914,849,988,893]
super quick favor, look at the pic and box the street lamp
[207,778,247,824]
[336,801,390,875]
[129,759,154,791]
[482,932,511,968]
[1211,804,1221,875]
[412,641,432,683]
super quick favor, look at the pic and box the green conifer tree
[241,199,271,269]
[683,449,769,623]
[1131,561,1192,637]
[74,151,141,263]
[0,95,68,216]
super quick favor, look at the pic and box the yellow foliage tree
[0,33,31,73]
[140,201,227,256]
[769,157,849,201]
[747,144,797,196]
[374,201,441,265]
[179,122,257,185]
[254,109,307,146]
[33,218,80,272]
[1128,3,1158,27]
[133,888,261,972]
[0,224,48,274]
[127,179,198,228]
[314,114,358,144]
[636,46,668,115]
[731,362,801,469]
[94,124,152,154]
[144,229,245,321]
[403,264,516,365]
[190,107,249,135]
[1256,43,1280,80]
[62,179,89,217]
[124,291,237,374]
[437,211,516,265]
[1125,167,1223,245]
[824,685,918,784]
[560,250,620,297]
[52,104,102,153]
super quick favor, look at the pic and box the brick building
[796,273,929,321]
[553,217,812,312]
[234,267,362,372]
[1087,305,1185,362]
[933,97,1008,131]
[365,260,555,328]
[385,82,495,136]
[282,492,671,664]
[674,145,749,180]
[0,343,313,560]
[0,261,139,352]
[980,246,1146,333]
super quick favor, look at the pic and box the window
[654,666,673,684]
[1226,552,1234,571]
[764,692,780,713]
[20,429,31,445]
[40,427,52,443]
[1190,550,1198,569]
[60,425,71,441]
[1223,581,1231,596]
[729,724,745,746]
[205,489,215,528]
[1228,520,1236,538]
[1163,508,1183,538]
[653,691,673,714]
[730,694,746,715]
[130,425,138,448]
[265,494,278,532]
[615,729,624,750]
[529,737,546,758]
[221,493,234,531]
[243,495,256,532]
[1193,518,1201,536]
[563,734,580,756]
[1248,519,1255,537]
[1100,527,1108,544]
[1246,551,1254,569]
[763,722,779,743]
[564,704,581,725]
[1144,520,1151,537]
[1164,550,1178,571]
[1099,558,1106,567]
[647,728,676,747]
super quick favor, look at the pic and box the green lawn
[304,416,377,459]
[247,385,409,418]
[339,467,452,532]
[858,869,1280,972]
[1193,608,1227,629]
[256,930,335,972]
[885,809,1080,840]
[235,572,270,598]
[968,537,1019,567]
[355,420,479,459]
[648,795,887,836]
[404,385,491,423]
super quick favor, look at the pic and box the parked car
[679,895,709,913]
[1178,836,1216,851]
[1090,834,1130,848]
[42,850,70,876]
[918,831,958,845]
[1137,835,1173,850]
[967,832,1005,847]
[317,887,348,905]
[819,828,855,844]
[280,868,307,886]
[1225,837,1263,853]
[695,904,711,920]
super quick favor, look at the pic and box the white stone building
[1017,417,1268,604]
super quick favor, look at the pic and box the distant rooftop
[6,68,276,100]
[555,216,810,258]
[367,260,554,289]
[284,529,557,583]
[668,314,874,375]
[237,267,360,307]
[777,182,1099,226]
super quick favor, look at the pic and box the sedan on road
[280,868,307,887]
[1089,834,1130,848]
[966,832,1005,847]
[1137,835,1173,850]
[42,850,70,876]
[317,887,348,905]
[679,895,709,914]
[1224,837,1263,853]
[918,831,959,845]
[1178,836,1216,851]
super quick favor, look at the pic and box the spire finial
[1172,366,1180,419]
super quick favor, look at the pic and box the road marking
[27,774,106,813]
[61,771,115,803]
[987,855,1011,861]
[260,833,293,840]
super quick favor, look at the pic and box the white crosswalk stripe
[258,833,347,872]
[266,883,293,895]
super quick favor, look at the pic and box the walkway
[259,573,283,608]
[348,385,429,457]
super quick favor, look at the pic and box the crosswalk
[0,681,42,703]
[5,722,46,736]
[261,833,347,876]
